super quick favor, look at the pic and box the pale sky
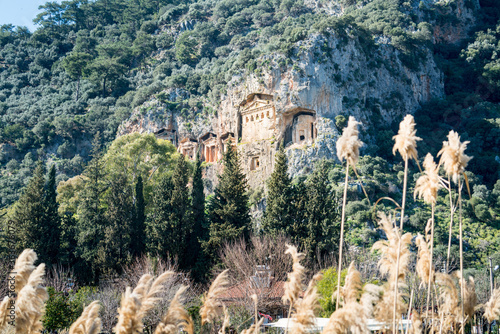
[0,0,62,32]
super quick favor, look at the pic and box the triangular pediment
[243,100,272,111]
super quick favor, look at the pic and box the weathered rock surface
[120,31,444,189]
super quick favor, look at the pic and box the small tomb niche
[250,156,260,171]
[179,137,198,160]
[220,132,235,153]
[154,128,177,146]
[199,132,218,163]
[283,109,316,146]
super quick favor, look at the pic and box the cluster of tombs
[154,93,317,178]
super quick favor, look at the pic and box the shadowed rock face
[120,31,444,190]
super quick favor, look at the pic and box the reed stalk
[335,159,349,311]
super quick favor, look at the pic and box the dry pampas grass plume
[484,289,500,323]
[336,116,364,167]
[292,273,322,334]
[282,244,305,306]
[155,285,193,334]
[437,130,472,184]
[415,234,433,285]
[114,271,174,334]
[12,249,38,293]
[456,272,477,323]
[68,301,102,334]
[414,153,442,205]
[338,262,362,306]
[219,305,230,334]
[372,212,412,282]
[1,249,49,334]
[200,269,230,325]
[408,312,422,334]
[322,302,369,334]
[435,273,460,330]
[392,114,421,162]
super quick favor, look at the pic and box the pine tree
[12,161,46,255]
[131,175,146,257]
[75,133,107,283]
[262,145,294,235]
[204,141,250,261]
[42,164,60,266]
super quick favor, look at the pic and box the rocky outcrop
[120,30,444,190]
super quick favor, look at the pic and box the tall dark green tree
[171,155,190,267]
[131,175,146,257]
[204,141,251,261]
[303,160,340,265]
[12,161,46,255]
[103,172,133,272]
[75,134,107,283]
[146,172,174,257]
[188,152,208,279]
[42,164,61,266]
[262,145,294,235]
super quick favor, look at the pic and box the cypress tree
[171,155,190,267]
[131,175,146,257]
[42,164,60,266]
[75,133,107,283]
[104,172,133,272]
[262,145,294,235]
[303,160,340,265]
[12,161,46,255]
[189,152,208,279]
[146,172,174,257]
[204,140,250,261]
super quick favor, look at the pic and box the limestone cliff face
[429,0,480,45]
[217,33,443,186]
[119,31,444,190]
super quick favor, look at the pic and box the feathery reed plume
[0,297,11,329]
[372,212,411,330]
[372,213,412,283]
[456,272,477,323]
[282,245,305,306]
[484,289,500,323]
[339,263,362,306]
[409,312,422,334]
[392,114,421,333]
[438,131,472,334]
[12,249,37,293]
[322,303,369,334]
[200,269,230,325]
[437,131,472,184]
[415,234,432,285]
[336,116,363,167]
[114,271,174,334]
[360,284,383,320]
[335,116,363,309]
[15,263,49,334]
[435,273,460,331]
[292,274,322,334]
[155,286,194,334]
[69,301,102,334]
[414,154,441,205]
[392,114,421,162]
[219,305,230,334]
